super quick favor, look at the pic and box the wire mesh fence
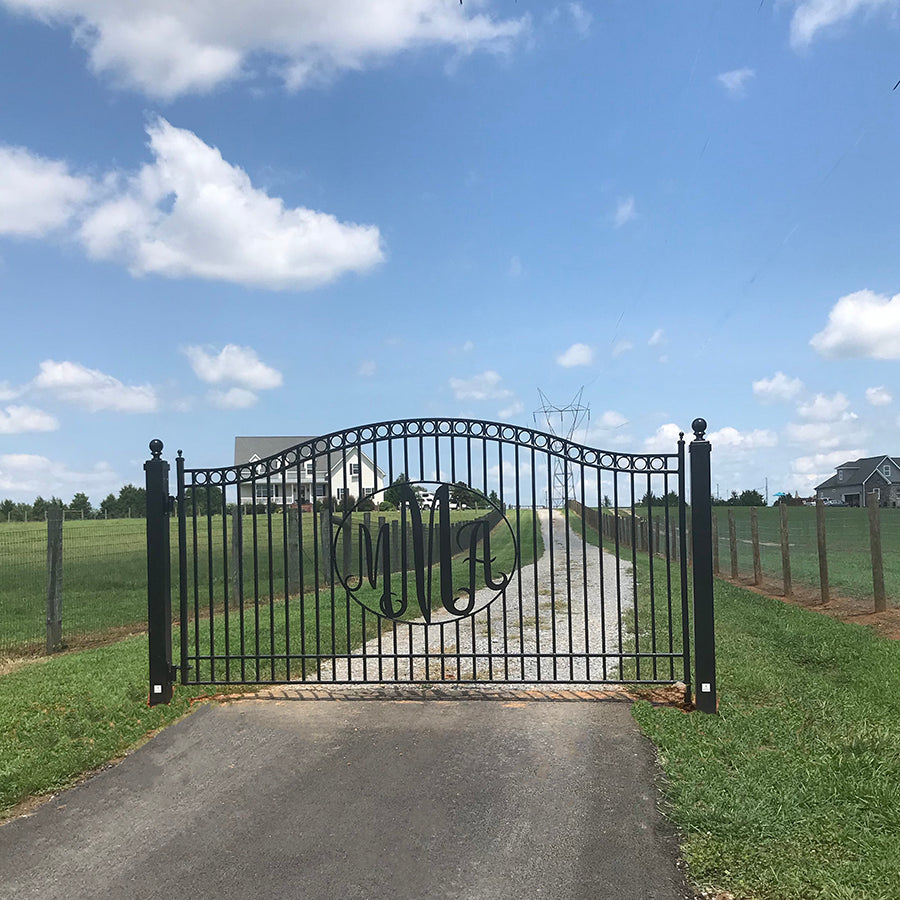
[713,505,900,606]
[0,518,149,656]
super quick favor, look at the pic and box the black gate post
[689,418,717,713]
[145,439,174,706]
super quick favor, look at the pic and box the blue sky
[2,0,900,504]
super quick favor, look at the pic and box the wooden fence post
[287,507,300,597]
[728,509,738,580]
[711,512,720,575]
[867,490,886,612]
[319,509,332,584]
[231,505,242,607]
[816,498,829,604]
[343,511,352,573]
[46,506,63,653]
[780,503,792,598]
[750,507,762,585]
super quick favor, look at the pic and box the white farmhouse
[234,436,386,509]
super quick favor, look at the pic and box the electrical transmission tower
[534,388,591,508]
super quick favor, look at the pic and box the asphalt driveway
[0,698,692,899]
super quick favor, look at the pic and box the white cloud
[449,370,512,401]
[2,1,528,98]
[613,195,636,228]
[790,0,895,48]
[498,400,524,419]
[866,386,892,406]
[358,360,377,377]
[556,342,593,368]
[752,371,805,402]
[796,391,850,421]
[643,423,685,452]
[810,289,900,359]
[0,453,119,500]
[612,340,633,358]
[598,410,628,429]
[0,382,21,402]
[568,3,593,37]
[0,145,93,237]
[716,67,755,97]
[79,118,383,290]
[648,328,664,346]
[33,360,158,413]
[707,426,778,450]
[209,388,257,410]
[184,344,282,390]
[461,340,475,353]
[508,255,523,278]
[0,405,59,434]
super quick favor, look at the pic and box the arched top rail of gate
[182,417,683,486]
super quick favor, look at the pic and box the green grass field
[603,504,900,605]
[710,505,900,603]
[181,507,540,683]
[0,508,535,659]
[574,507,900,898]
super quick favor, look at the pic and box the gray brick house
[814,455,900,507]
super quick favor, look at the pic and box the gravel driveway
[340,508,635,684]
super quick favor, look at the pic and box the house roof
[814,455,900,492]
[234,436,385,478]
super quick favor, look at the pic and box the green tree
[737,489,765,507]
[69,492,92,518]
[117,484,146,518]
[0,498,15,521]
[183,485,224,515]
[383,474,424,508]
[100,493,119,518]
[32,495,47,520]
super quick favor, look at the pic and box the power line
[533,388,591,508]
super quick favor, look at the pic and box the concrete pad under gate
[0,699,693,900]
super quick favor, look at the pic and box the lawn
[614,504,900,604]
[0,507,542,818]
[0,507,490,654]
[574,504,900,898]
[181,507,540,684]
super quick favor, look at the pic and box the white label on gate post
[701,683,711,692]
[153,684,162,694]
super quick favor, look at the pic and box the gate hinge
[167,495,176,515]
[169,664,178,681]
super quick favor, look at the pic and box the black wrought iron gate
[145,418,716,711]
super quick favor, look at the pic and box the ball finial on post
[149,439,164,459]
[691,418,707,440]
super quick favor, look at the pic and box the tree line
[0,484,147,522]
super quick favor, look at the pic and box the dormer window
[838,470,843,482]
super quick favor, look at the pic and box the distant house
[814,455,900,507]
[234,436,386,509]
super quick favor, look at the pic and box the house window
[337,488,347,500]
[315,483,326,497]
[255,484,271,500]
[838,470,843,482]
[350,463,360,476]
[364,488,374,497]
[306,463,314,476]
[884,464,891,477]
